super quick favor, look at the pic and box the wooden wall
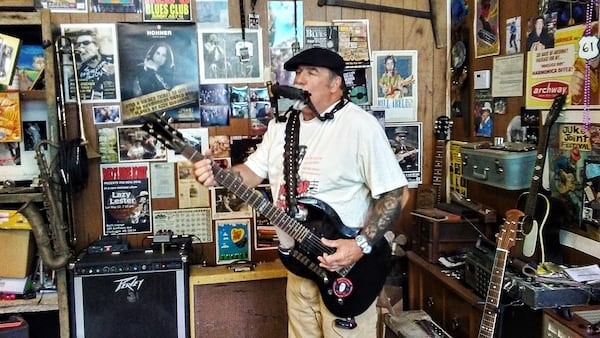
[456,0,597,264]
[49,0,448,264]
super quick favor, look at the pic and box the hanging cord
[292,0,300,53]
[56,138,89,194]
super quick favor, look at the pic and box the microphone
[271,84,310,101]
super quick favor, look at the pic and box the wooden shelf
[0,292,58,315]
[0,192,43,204]
[19,90,46,101]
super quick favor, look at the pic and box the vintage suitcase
[461,147,536,190]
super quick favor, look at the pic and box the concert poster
[344,68,369,106]
[59,23,120,103]
[546,110,600,244]
[100,163,152,235]
[304,25,339,52]
[333,19,371,68]
[142,0,193,22]
[384,122,423,186]
[371,50,418,122]
[215,219,251,264]
[117,23,200,122]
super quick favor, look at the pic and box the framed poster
[215,219,251,264]
[384,122,423,186]
[371,50,418,122]
[198,28,264,84]
[59,23,120,103]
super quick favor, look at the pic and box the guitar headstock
[139,113,187,154]
[545,94,566,127]
[434,116,453,141]
[496,209,524,251]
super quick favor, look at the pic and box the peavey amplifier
[68,250,189,338]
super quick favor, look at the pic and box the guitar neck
[478,249,509,338]
[180,144,308,243]
[433,139,446,204]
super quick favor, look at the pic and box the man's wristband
[355,235,372,254]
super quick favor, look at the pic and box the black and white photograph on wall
[93,104,121,124]
[211,187,252,220]
[22,121,46,151]
[101,163,152,235]
[371,50,418,122]
[59,23,119,103]
[117,23,200,122]
[116,125,167,162]
[230,137,262,166]
[200,84,230,126]
[198,28,264,84]
[385,122,422,185]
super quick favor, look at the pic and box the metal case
[461,148,536,190]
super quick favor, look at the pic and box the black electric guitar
[139,113,391,318]
[516,94,565,264]
[478,209,522,338]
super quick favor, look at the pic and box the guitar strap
[284,109,301,217]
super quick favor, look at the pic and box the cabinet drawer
[421,275,444,324]
[444,290,475,338]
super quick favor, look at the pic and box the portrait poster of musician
[384,122,422,186]
[59,23,120,103]
[100,163,152,235]
[117,23,200,122]
[371,50,418,122]
[197,28,264,84]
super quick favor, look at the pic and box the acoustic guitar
[139,112,391,318]
[478,209,523,338]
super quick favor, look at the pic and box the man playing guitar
[192,47,408,337]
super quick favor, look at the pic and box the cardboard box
[0,210,35,278]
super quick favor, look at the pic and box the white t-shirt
[245,101,408,247]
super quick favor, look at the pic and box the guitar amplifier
[68,250,189,338]
[464,238,496,297]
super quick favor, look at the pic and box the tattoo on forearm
[362,187,404,241]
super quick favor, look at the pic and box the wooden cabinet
[407,251,543,338]
[407,251,482,338]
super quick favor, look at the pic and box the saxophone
[18,140,70,270]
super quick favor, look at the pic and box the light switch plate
[474,70,491,89]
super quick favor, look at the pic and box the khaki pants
[286,272,378,338]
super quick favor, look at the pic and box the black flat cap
[284,47,345,77]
